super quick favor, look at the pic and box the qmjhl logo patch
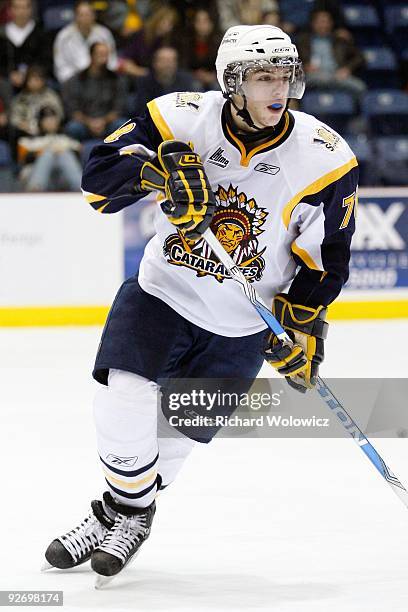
[254,162,280,175]
[208,147,229,168]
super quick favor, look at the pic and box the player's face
[241,67,291,128]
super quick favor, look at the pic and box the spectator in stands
[262,8,281,27]
[143,4,180,54]
[312,0,346,31]
[182,8,222,91]
[97,0,144,42]
[18,106,82,191]
[53,0,117,83]
[217,0,278,32]
[168,0,219,28]
[10,65,63,137]
[277,0,346,36]
[117,29,150,78]
[0,0,10,25]
[0,78,11,142]
[297,9,366,98]
[117,5,180,79]
[63,41,127,141]
[133,45,198,114]
[0,0,47,89]
[312,0,353,43]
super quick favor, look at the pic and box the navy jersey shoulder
[81,107,164,213]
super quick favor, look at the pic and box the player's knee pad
[107,368,159,402]
[93,369,159,449]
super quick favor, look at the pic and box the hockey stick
[202,228,408,508]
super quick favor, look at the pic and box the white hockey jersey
[82,91,358,337]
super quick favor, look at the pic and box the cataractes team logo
[163,184,268,283]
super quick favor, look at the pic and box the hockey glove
[264,294,328,393]
[140,140,216,239]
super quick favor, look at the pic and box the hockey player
[43,25,358,586]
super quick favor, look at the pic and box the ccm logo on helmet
[271,47,292,53]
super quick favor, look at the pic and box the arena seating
[375,136,408,185]
[344,134,374,185]
[343,4,384,46]
[385,5,408,43]
[362,89,408,136]
[42,5,74,31]
[301,91,355,135]
[361,47,399,89]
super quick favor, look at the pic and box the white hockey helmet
[216,25,305,100]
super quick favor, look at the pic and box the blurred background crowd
[0,0,407,192]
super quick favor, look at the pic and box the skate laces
[97,513,149,563]
[59,510,109,562]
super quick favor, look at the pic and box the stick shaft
[203,228,408,507]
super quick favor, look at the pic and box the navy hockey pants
[93,276,266,442]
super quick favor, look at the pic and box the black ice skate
[42,499,115,571]
[91,491,156,588]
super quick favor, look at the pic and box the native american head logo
[163,184,268,283]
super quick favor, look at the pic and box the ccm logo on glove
[178,154,202,166]
[140,140,216,239]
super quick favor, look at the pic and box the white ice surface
[1,320,408,611]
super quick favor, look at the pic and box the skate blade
[41,560,54,572]
[95,574,115,589]
[93,549,141,589]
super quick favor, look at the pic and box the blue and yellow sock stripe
[102,452,159,500]
[105,477,158,500]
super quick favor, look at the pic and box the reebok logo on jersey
[106,454,138,467]
[254,162,280,175]
[208,147,229,168]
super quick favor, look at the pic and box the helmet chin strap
[225,92,289,132]
[225,92,264,131]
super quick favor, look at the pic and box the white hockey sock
[93,369,159,509]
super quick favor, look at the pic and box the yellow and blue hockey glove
[140,140,216,239]
[264,293,329,393]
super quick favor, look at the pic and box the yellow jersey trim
[291,242,321,271]
[96,202,110,213]
[282,157,358,229]
[85,193,106,204]
[147,100,174,141]
[226,112,290,167]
